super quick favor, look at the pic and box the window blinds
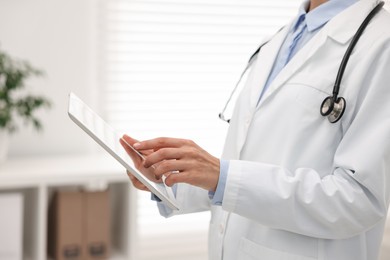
[98,0,302,258]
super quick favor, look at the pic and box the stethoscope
[219,1,384,124]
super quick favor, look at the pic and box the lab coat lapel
[248,25,291,110]
[325,0,381,44]
[257,31,329,109]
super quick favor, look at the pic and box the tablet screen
[68,92,179,210]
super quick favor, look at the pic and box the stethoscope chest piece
[320,96,346,123]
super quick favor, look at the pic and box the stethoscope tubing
[218,41,268,123]
[332,1,384,100]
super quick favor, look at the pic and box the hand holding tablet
[68,92,179,210]
[120,135,177,200]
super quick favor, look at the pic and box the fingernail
[133,142,141,148]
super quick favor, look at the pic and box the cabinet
[0,155,137,260]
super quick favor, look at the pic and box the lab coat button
[219,224,224,234]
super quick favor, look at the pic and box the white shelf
[0,154,137,260]
[0,154,128,187]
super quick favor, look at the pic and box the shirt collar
[294,0,359,32]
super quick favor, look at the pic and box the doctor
[121,0,390,259]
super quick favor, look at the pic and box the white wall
[0,0,98,157]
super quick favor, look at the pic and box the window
[98,0,302,258]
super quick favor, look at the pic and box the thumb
[122,134,139,145]
[120,138,144,167]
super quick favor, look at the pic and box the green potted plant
[0,48,51,162]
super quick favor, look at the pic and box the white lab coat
[159,0,390,259]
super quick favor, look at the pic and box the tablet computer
[68,92,179,210]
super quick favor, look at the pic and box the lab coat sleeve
[222,43,390,240]
[156,183,211,218]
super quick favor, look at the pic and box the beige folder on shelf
[48,190,111,260]
[48,191,84,260]
[84,191,110,260]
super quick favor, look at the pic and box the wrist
[209,158,220,192]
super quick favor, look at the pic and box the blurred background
[0,0,389,259]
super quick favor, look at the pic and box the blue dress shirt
[210,0,358,206]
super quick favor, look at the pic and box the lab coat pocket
[238,238,317,260]
[292,83,330,116]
